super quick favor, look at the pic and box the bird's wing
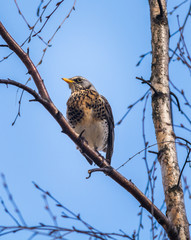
[101,95,114,164]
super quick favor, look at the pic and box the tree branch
[0,21,178,239]
[0,22,50,100]
[0,78,43,102]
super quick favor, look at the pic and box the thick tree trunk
[149,1,190,239]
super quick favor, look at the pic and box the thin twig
[177,149,191,186]
[170,91,181,111]
[36,0,76,66]
[136,77,158,94]
[0,198,20,226]
[33,0,65,37]
[116,90,149,125]
[169,79,191,109]
[1,173,27,226]
[116,141,177,171]
[170,2,191,60]
[168,0,188,15]
[14,0,49,46]
[12,78,31,126]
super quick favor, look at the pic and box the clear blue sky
[0,0,191,239]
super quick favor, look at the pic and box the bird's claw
[86,166,113,179]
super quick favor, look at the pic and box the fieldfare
[62,76,114,165]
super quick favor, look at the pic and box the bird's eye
[76,78,82,83]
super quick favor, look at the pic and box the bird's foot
[77,130,93,165]
[81,152,93,165]
[86,166,113,179]
[95,150,111,166]
[77,129,88,148]
[78,129,85,139]
[94,149,105,166]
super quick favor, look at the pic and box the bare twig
[168,0,188,15]
[177,148,191,187]
[136,77,158,94]
[0,23,50,99]
[116,90,149,125]
[170,91,181,111]
[0,198,20,226]
[33,0,65,37]
[136,157,158,240]
[1,173,27,226]
[0,78,45,104]
[36,0,77,66]
[170,2,191,61]
[116,141,180,171]
[136,51,152,67]
[12,78,31,126]
[171,98,191,125]
[14,0,31,29]
[176,136,191,146]
[141,92,156,239]
[0,36,30,63]
[169,79,191,109]
[174,124,191,133]
[183,176,191,199]
[14,0,48,46]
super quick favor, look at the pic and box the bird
[62,76,114,165]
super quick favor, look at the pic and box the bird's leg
[85,147,113,178]
[77,129,88,145]
[81,153,94,165]
[94,148,110,167]
[77,129,88,150]
[77,130,93,165]
[94,149,104,164]
[86,166,113,179]
[78,129,85,139]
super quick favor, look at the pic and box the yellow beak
[62,78,74,83]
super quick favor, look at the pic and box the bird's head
[62,76,97,93]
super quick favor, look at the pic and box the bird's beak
[62,78,74,84]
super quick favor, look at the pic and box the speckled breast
[66,89,109,151]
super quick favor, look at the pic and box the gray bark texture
[149,0,190,239]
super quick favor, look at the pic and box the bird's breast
[66,90,108,151]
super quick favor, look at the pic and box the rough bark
[149,1,190,239]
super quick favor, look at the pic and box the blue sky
[0,0,191,239]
